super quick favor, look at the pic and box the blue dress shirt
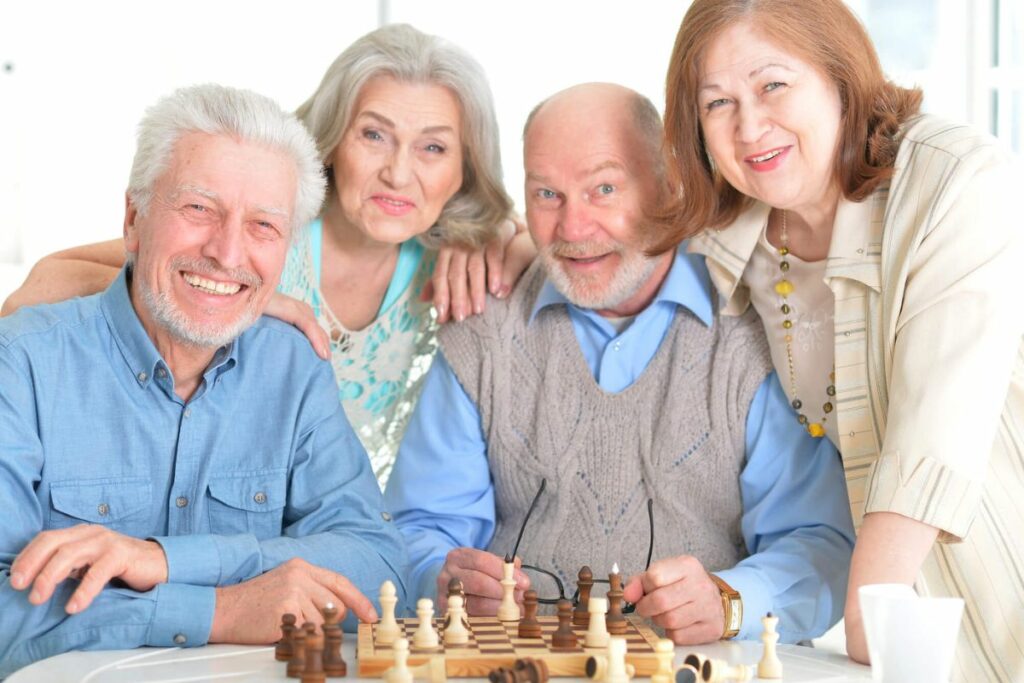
[385,248,855,643]
[0,268,408,678]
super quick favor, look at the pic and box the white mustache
[546,240,622,259]
[170,256,262,289]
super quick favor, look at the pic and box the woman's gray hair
[296,24,512,248]
[127,84,326,234]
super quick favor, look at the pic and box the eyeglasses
[508,478,655,612]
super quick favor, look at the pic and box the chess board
[356,615,661,677]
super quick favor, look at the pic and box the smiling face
[697,21,843,217]
[124,131,296,350]
[328,75,465,243]
[524,85,668,315]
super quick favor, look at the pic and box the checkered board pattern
[356,615,661,677]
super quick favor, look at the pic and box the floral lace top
[277,218,438,486]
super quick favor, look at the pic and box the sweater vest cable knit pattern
[439,262,773,590]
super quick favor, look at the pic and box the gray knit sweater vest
[439,261,772,592]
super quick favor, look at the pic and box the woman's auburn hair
[652,0,922,253]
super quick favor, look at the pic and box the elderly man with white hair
[0,84,406,678]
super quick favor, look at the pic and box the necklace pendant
[807,422,826,438]
[774,279,794,296]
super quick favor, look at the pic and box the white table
[8,639,872,683]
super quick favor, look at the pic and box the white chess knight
[444,594,470,645]
[496,557,520,622]
[758,612,782,679]
[376,580,401,646]
[584,596,610,648]
[413,598,441,650]
[385,637,413,683]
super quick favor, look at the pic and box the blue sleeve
[154,363,409,632]
[0,345,214,679]
[383,350,495,610]
[714,372,855,643]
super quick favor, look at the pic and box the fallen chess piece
[700,657,752,683]
[681,653,706,675]
[672,664,700,683]
[489,658,549,683]
[757,612,782,679]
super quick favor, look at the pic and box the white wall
[1,1,1019,304]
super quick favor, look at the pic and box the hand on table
[622,555,725,645]
[209,558,377,644]
[436,548,530,616]
[9,523,168,614]
[425,216,536,323]
[264,292,331,360]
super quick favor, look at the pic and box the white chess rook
[376,580,401,646]
[584,597,610,648]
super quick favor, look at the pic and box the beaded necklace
[773,210,835,438]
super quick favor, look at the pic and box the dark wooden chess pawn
[606,569,627,635]
[574,566,594,626]
[301,629,327,683]
[444,577,470,631]
[518,589,543,638]
[551,599,578,649]
[321,604,346,677]
[287,624,309,678]
[277,613,297,661]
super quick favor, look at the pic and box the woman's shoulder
[898,114,1011,169]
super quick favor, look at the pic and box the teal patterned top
[277,219,438,486]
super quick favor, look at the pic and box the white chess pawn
[376,580,402,646]
[443,595,470,645]
[702,658,751,683]
[496,557,520,622]
[604,637,632,683]
[757,612,783,679]
[409,657,448,683]
[385,637,414,683]
[584,596,610,648]
[650,638,675,683]
[413,598,441,650]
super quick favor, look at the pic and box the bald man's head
[523,83,665,183]
[521,83,675,316]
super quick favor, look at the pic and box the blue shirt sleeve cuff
[154,534,262,586]
[713,568,773,641]
[147,583,215,647]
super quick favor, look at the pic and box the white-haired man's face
[124,132,296,349]
[524,91,664,315]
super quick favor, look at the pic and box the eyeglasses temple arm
[510,477,547,561]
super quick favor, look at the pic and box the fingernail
[474,304,483,316]
[67,600,79,614]
[29,590,41,603]
[498,285,511,299]
[10,572,24,589]
[437,304,446,319]
[456,309,465,322]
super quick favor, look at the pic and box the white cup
[859,583,964,683]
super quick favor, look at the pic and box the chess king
[385,83,856,645]
[0,85,406,677]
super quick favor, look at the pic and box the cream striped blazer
[691,115,1023,683]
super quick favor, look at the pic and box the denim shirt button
[176,496,189,508]
[173,633,187,645]
[381,511,392,522]
[137,371,148,383]
[253,491,267,505]
[97,503,109,517]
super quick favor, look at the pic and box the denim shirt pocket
[48,477,152,535]
[207,469,287,540]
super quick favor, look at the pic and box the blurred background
[0,0,1021,302]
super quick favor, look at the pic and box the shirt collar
[100,266,238,391]
[529,246,715,327]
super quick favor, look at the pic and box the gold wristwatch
[709,574,742,639]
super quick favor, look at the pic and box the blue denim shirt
[385,249,855,643]
[0,268,408,678]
